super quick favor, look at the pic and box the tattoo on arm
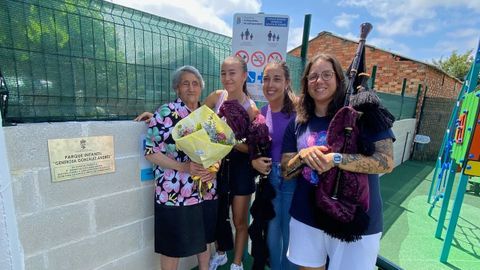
[281,152,299,178]
[341,139,394,174]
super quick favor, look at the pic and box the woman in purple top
[251,60,297,270]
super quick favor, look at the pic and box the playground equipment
[428,38,480,262]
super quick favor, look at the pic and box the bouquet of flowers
[247,114,271,158]
[172,105,237,196]
[247,114,272,176]
[218,100,250,140]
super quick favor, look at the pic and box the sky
[107,0,480,63]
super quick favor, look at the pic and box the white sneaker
[209,252,228,270]
[230,263,243,270]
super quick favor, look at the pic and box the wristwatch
[333,153,343,167]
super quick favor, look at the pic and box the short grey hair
[171,65,205,90]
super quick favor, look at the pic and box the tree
[432,50,473,81]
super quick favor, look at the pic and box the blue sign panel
[265,17,288,27]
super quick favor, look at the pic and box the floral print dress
[144,98,217,206]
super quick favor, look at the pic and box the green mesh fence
[378,92,417,120]
[0,0,305,123]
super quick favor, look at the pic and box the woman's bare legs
[197,245,211,270]
[160,255,179,270]
[231,194,251,265]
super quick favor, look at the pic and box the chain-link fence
[0,0,305,124]
[0,0,418,124]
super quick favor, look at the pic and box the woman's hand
[252,157,272,175]
[134,112,154,122]
[184,161,217,183]
[298,145,333,173]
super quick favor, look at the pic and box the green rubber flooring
[379,160,480,270]
[194,160,480,270]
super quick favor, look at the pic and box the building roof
[289,31,463,84]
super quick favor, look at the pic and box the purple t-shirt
[261,105,296,162]
[282,115,395,234]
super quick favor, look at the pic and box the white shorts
[286,217,382,270]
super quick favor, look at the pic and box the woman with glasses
[281,54,394,270]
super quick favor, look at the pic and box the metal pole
[399,78,407,119]
[369,65,377,89]
[300,14,311,68]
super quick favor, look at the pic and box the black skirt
[154,199,218,257]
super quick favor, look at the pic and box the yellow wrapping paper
[172,105,235,169]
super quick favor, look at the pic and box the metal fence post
[398,78,407,119]
[300,14,311,68]
[369,65,377,89]
[414,84,422,118]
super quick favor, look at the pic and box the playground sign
[232,13,289,102]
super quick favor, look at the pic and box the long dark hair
[296,53,346,124]
[263,60,296,115]
[224,55,250,96]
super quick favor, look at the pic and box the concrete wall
[2,121,197,270]
[391,119,417,167]
[0,118,415,270]
[0,114,24,270]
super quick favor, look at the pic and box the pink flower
[159,191,169,203]
[163,117,173,128]
[216,132,226,141]
[156,142,166,152]
[184,197,199,206]
[177,171,190,182]
[180,181,193,198]
[162,131,171,141]
[177,107,189,118]
[202,188,216,200]
[164,169,175,180]
[162,177,180,193]
[149,117,158,126]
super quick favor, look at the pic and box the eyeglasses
[306,70,335,83]
[181,80,200,88]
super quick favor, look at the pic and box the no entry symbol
[268,52,283,62]
[235,50,249,63]
[251,51,266,67]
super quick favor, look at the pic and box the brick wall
[289,32,461,99]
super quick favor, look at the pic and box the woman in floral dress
[144,65,218,270]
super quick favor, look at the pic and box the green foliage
[432,50,473,81]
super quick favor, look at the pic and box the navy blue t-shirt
[282,115,395,235]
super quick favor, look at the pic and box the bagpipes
[287,23,395,242]
[314,22,395,242]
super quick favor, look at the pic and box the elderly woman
[144,65,218,270]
